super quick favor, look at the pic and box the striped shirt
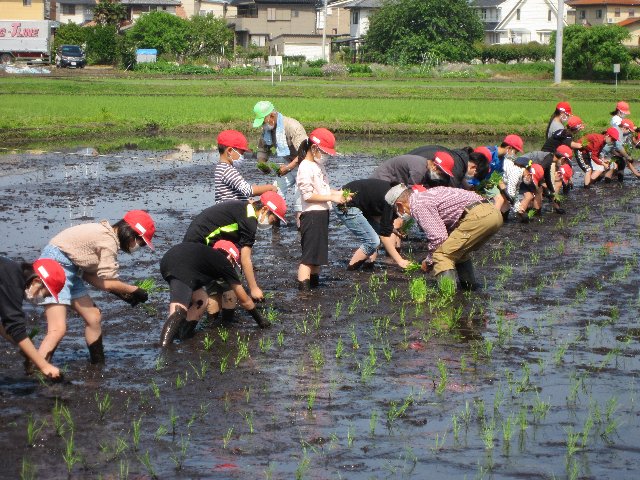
[214,163,253,204]
[501,157,524,213]
[409,187,483,264]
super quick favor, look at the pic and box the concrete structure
[472,0,570,44]
[342,0,380,39]
[1,0,46,20]
[54,0,95,24]
[567,0,640,45]
[270,32,339,58]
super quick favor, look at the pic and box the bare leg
[38,304,68,361]
[72,295,102,346]
[298,263,312,282]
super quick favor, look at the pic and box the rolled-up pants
[432,203,503,275]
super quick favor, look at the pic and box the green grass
[1,75,637,150]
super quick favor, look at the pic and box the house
[472,0,569,44]
[342,0,380,39]
[566,0,640,45]
[1,0,46,20]
[196,0,236,17]
[119,0,182,21]
[53,0,95,24]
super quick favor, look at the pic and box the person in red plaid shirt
[385,184,503,291]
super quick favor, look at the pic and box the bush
[347,63,372,74]
[476,42,553,64]
[52,22,86,54]
[307,59,327,68]
[321,63,348,76]
[85,25,118,65]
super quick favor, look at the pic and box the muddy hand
[160,307,187,347]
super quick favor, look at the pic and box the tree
[93,0,127,27]
[557,24,631,79]
[126,12,190,56]
[364,0,484,65]
[85,25,118,64]
[53,22,87,54]
[186,14,233,58]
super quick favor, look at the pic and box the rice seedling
[26,414,46,447]
[311,306,322,329]
[186,412,197,430]
[502,413,515,448]
[154,425,168,440]
[581,413,594,448]
[435,359,448,395]
[202,333,214,351]
[451,414,460,442]
[119,459,129,480]
[481,417,495,450]
[295,447,311,480]
[334,300,342,319]
[277,331,285,347]
[137,450,157,479]
[387,393,414,426]
[565,426,580,456]
[382,343,393,362]
[218,326,229,343]
[403,262,422,274]
[235,334,250,366]
[259,336,273,353]
[175,372,187,389]
[347,423,355,447]
[131,416,142,451]
[244,386,252,402]
[264,305,280,324]
[369,411,379,435]
[189,358,209,380]
[567,372,582,405]
[52,399,70,437]
[409,277,427,303]
[95,392,112,421]
[532,395,550,423]
[484,339,494,359]
[295,316,309,335]
[264,462,275,480]
[350,324,360,350]
[135,278,163,294]
[223,427,234,448]
[154,354,166,371]
[223,393,231,412]
[20,457,36,480]
[170,434,189,470]
[62,432,80,473]
[256,161,280,175]
[306,387,317,410]
[554,342,568,366]
[348,295,359,315]
[431,431,447,453]
[244,411,255,433]
[333,337,345,360]
[474,399,486,425]
[169,407,179,436]
[309,344,325,372]
[220,354,229,373]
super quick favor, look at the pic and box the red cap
[555,145,573,160]
[33,258,66,302]
[260,191,287,224]
[529,164,544,186]
[309,128,336,156]
[556,102,572,114]
[606,127,620,141]
[432,151,454,177]
[217,130,249,152]
[123,210,155,250]
[411,184,427,192]
[560,164,573,184]
[620,118,635,130]
[503,134,523,152]
[212,240,240,265]
[616,101,631,115]
[567,116,584,130]
[474,146,492,163]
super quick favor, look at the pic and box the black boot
[347,259,366,271]
[160,307,187,347]
[221,308,236,325]
[248,308,271,328]
[88,335,105,364]
[310,274,320,287]
[455,260,480,291]
[501,210,510,223]
[298,279,311,291]
[177,320,198,341]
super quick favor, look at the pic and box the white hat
[384,184,409,206]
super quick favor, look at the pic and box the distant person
[253,101,307,224]
[541,116,584,153]
[479,134,524,212]
[407,145,490,189]
[214,130,276,204]
[546,101,573,138]
[370,151,454,188]
[159,241,269,347]
[0,257,65,379]
[610,101,630,127]
[37,211,155,364]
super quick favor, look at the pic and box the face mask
[522,176,532,185]
[256,210,272,231]
[316,155,327,166]
[263,123,275,131]
[25,284,45,305]
[231,149,244,167]
[129,242,141,253]
[400,212,412,222]
[427,168,444,181]
[465,174,475,181]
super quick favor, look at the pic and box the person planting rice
[370,151,454,188]
[296,128,351,291]
[497,155,535,222]
[610,101,630,127]
[546,102,573,138]
[606,118,640,182]
[385,184,503,292]
[407,145,490,190]
[159,240,269,347]
[560,163,574,194]
[479,134,524,212]
[253,101,307,225]
[37,210,155,364]
[530,145,573,215]
[183,192,287,319]
[333,179,408,270]
[0,257,65,378]
[214,130,277,204]
[541,116,584,153]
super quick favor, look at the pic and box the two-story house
[472,0,569,45]
[2,0,46,20]
[342,0,379,39]
[567,0,640,45]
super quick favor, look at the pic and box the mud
[0,145,639,479]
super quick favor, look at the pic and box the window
[516,8,520,20]
[62,4,76,15]
[481,8,487,20]
[548,9,552,21]
[630,9,635,17]
[237,5,258,18]
[579,10,586,19]
[615,8,621,17]
[351,10,359,25]
[596,9,602,19]
[291,9,299,18]
[267,8,276,21]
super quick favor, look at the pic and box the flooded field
[0,145,639,479]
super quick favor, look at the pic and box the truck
[0,20,57,64]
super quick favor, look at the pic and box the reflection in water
[64,162,100,224]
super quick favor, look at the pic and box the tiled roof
[471,0,506,7]
[342,0,382,8]
[618,16,640,25]
[232,0,320,5]
[57,0,96,4]
[567,0,640,6]
[120,0,181,4]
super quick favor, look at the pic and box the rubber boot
[310,274,320,288]
[248,308,271,328]
[501,210,510,223]
[347,259,366,271]
[436,269,458,294]
[298,279,311,291]
[362,261,375,271]
[455,260,480,291]
[160,307,187,347]
[88,335,105,364]
[221,308,236,326]
[177,320,198,341]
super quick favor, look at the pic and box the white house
[472,0,570,44]
[342,0,380,39]
[55,0,96,24]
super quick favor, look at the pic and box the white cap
[384,184,409,206]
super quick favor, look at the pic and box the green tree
[52,22,87,54]
[187,14,233,58]
[126,12,190,56]
[364,0,483,64]
[85,25,118,64]
[558,24,631,79]
[93,0,127,27]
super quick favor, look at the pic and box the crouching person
[159,241,269,347]
[385,184,503,291]
[0,258,65,378]
[38,210,155,364]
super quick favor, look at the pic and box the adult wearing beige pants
[386,185,503,291]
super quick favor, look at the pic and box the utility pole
[321,0,328,61]
[554,0,564,84]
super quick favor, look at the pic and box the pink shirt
[296,159,331,212]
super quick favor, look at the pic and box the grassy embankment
[0,75,637,152]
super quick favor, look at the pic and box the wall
[496,0,561,44]
[1,0,45,20]
[230,4,317,47]
[56,4,93,24]
[349,7,372,38]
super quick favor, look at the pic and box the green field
[1,75,638,151]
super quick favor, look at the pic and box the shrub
[85,25,118,65]
[347,63,372,74]
[321,63,348,76]
[307,59,328,68]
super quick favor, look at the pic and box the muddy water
[0,146,639,479]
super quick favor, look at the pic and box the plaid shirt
[409,187,483,264]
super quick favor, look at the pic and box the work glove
[112,288,148,307]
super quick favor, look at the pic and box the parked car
[55,45,86,68]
